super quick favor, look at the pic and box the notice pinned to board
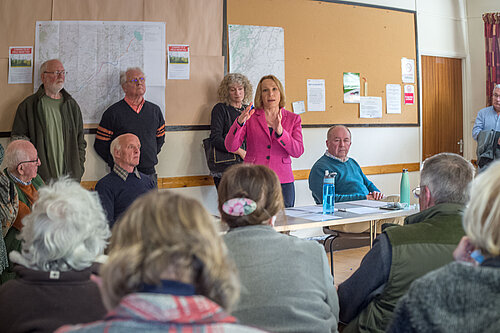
[386,84,401,114]
[359,96,382,118]
[401,58,415,83]
[168,44,190,80]
[404,85,415,105]
[292,100,306,114]
[9,46,33,84]
[343,72,360,103]
[307,79,325,111]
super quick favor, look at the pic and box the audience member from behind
[0,143,18,277]
[1,139,44,283]
[388,161,500,333]
[57,191,265,333]
[219,164,339,333]
[338,153,474,333]
[225,75,304,207]
[0,178,110,333]
[208,73,252,188]
[95,133,155,227]
[308,125,383,204]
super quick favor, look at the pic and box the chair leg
[324,234,338,277]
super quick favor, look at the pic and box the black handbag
[203,138,238,173]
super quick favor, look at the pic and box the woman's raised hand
[237,103,254,124]
[270,109,283,136]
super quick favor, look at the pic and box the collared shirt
[124,96,145,114]
[472,105,500,140]
[6,169,31,186]
[113,164,141,182]
[325,150,349,163]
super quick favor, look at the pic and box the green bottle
[400,169,410,207]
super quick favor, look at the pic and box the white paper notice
[359,96,382,118]
[9,47,33,84]
[292,101,306,114]
[401,58,415,83]
[168,44,190,80]
[386,84,401,114]
[307,79,326,111]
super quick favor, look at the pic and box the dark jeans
[281,182,295,208]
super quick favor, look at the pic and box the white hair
[4,139,32,172]
[10,178,111,271]
[120,67,145,86]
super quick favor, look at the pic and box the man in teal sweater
[308,125,384,204]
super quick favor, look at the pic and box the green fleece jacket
[11,85,86,182]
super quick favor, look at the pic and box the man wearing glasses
[11,59,86,183]
[337,153,474,333]
[1,139,44,283]
[94,67,165,186]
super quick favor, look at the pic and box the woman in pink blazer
[225,75,304,207]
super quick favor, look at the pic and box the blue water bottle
[323,170,336,215]
[400,168,410,207]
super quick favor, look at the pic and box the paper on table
[360,96,382,118]
[348,200,388,208]
[307,79,325,111]
[386,84,401,114]
[345,207,381,214]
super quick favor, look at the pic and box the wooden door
[422,56,463,160]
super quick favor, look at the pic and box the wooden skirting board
[80,162,420,191]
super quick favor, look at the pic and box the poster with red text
[9,47,33,84]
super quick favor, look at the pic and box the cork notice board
[227,0,418,126]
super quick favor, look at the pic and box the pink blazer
[225,108,304,183]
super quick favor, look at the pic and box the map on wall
[35,21,166,124]
[228,25,285,97]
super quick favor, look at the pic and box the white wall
[465,0,500,158]
[1,0,473,219]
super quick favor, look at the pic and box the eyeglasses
[17,157,40,168]
[44,71,67,76]
[128,77,145,84]
[412,186,423,199]
[493,93,500,99]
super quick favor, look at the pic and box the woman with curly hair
[209,73,253,188]
[57,191,265,332]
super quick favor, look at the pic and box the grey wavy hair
[120,67,145,86]
[217,73,253,105]
[420,152,475,205]
[10,178,111,272]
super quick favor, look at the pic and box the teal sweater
[308,154,379,203]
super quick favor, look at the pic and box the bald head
[326,125,352,161]
[5,140,40,181]
[110,134,141,172]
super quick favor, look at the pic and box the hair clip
[222,198,257,216]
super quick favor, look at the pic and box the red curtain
[483,13,500,106]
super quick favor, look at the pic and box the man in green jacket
[338,153,475,333]
[11,59,86,182]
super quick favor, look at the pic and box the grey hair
[40,59,62,76]
[494,84,500,90]
[4,139,31,172]
[11,178,111,272]
[327,125,352,140]
[120,67,145,86]
[420,152,475,205]
[217,73,253,105]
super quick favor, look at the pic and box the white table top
[274,200,418,232]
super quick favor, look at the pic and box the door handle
[457,139,463,153]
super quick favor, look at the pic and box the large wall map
[35,21,165,124]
